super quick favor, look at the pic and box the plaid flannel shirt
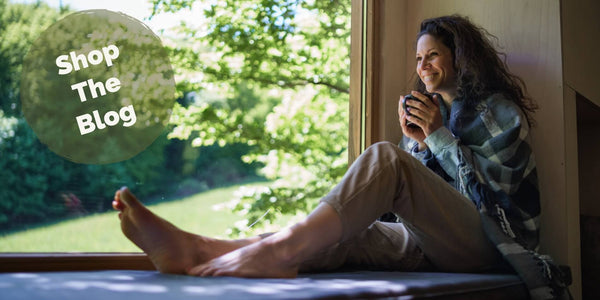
[402,94,569,299]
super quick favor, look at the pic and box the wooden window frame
[348,0,365,164]
[0,253,154,272]
[349,0,380,164]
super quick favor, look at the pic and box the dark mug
[401,93,440,128]
[402,94,424,128]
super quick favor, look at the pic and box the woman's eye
[416,56,422,62]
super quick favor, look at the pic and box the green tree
[0,0,64,116]
[152,0,349,93]
[152,0,351,236]
[0,1,68,228]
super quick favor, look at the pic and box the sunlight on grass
[0,184,273,252]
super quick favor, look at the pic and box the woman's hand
[398,91,444,150]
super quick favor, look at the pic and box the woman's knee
[366,141,397,154]
[364,141,410,161]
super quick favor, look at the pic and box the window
[0,0,354,270]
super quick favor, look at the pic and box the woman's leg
[186,200,344,277]
[117,141,500,277]
[115,185,344,277]
[113,187,262,274]
[185,141,468,277]
[299,221,429,273]
[116,187,424,276]
[320,141,502,272]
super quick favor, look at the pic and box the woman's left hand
[404,91,444,137]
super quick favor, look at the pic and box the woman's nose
[418,59,430,71]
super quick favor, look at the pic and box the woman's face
[416,34,457,99]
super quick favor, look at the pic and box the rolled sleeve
[425,126,456,153]
[424,126,460,179]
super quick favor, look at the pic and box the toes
[118,186,143,208]
[112,200,125,211]
[187,264,214,277]
[112,189,126,211]
[212,269,234,277]
[187,265,204,276]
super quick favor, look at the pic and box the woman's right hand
[398,95,427,151]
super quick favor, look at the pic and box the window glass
[0,0,350,252]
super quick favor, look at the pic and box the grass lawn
[0,184,273,252]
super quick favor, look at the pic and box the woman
[113,15,565,299]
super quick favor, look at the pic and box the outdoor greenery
[0,0,350,241]
[0,184,273,252]
[155,0,350,236]
[0,0,178,226]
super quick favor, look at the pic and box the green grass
[0,184,266,252]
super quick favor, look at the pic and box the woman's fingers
[406,113,425,128]
[398,96,410,129]
[410,91,433,107]
[406,92,441,121]
[398,96,405,120]
[431,93,441,106]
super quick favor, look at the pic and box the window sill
[0,253,155,272]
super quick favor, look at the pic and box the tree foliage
[152,0,350,93]
[0,0,64,116]
[0,0,352,236]
[153,0,351,236]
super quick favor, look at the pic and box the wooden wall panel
[394,0,566,252]
[373,0,579,298]
[371,0,407,146]
[577,95,600,217]
[564,86,583,300]
[562,0,600,107]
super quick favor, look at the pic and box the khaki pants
[304,142,503,273]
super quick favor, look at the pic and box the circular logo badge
[21,10,175,164]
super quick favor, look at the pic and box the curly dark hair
[414,15,537,125]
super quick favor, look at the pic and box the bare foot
[186,231,300,278]
[186,202,344,278]
[113,187,244,274]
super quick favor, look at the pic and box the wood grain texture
[375,0,407,145]
[564,87,583,300]
[576,95,600,217]
[562,0,600,107]
[364,0,380,147]
[372,0,581,298]
[349,0,364,164]
[0,253,155,272]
